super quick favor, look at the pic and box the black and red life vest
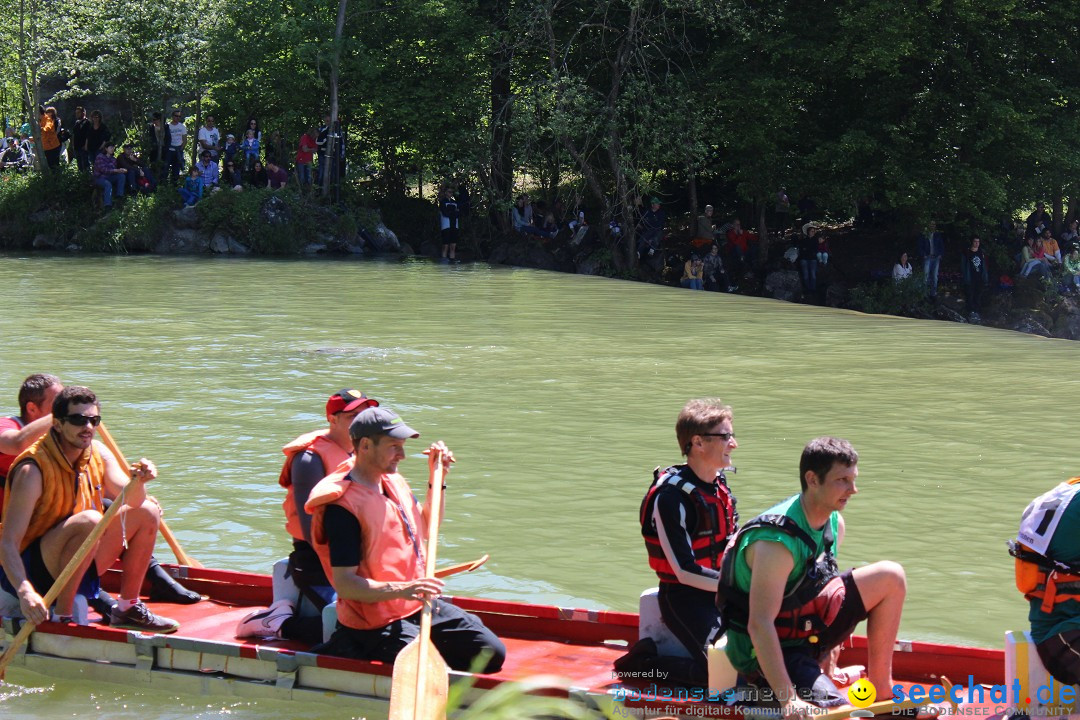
[716,514,840,641]
[640,465,737,584]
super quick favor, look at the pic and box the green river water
[1,254,1077,718]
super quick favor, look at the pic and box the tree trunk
[192,93,202,166]
[489,18,513,234]
[687,171,698,222]
[1052,187,1064,236]
[323,0,347,199]
[19,0,47,175]
[757,201,769,270]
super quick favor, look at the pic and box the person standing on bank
[305,406,505,672]
[627,399,739,686]
[439,185,460,263]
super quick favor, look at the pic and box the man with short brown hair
[630,398,740,685]
[0,386,179,632]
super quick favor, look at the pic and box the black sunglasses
[699,432,735,441]
[63,413,102,427]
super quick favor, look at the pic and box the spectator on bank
[244,117,262,145]
[512,194,546,238]
[197,151,220,191]
[0,138,28,171]
[439,185,459,262]
[265,130,286,167]
[266,160,288,189]
[1020,236,1049,278]
[1062,219,1079,246]
[295,127,317,187]
[178,165,204,206]
[223,159,243,190]
[680,254,705,290]
[166,109,187,184]
[918,221,945,298]
[692,205,716,249]
[17,133,35,167]
[961,236,989,319]
[1064,245,1080,291]
[725,218,758,276]
[71,106,92,171]
[893,251,913,282]
[93,141,127,209]
[1040,228,1062,267]
[1026,202,1051,236]
[223,133,239,165]
[798,222,819,294]
[249,159,269,188]
[85,110,111,163]
[241,129,260,172]
[198,115,221,162]
[702,243,734,292]
[39,106,61,168]
[816,230,831,265]
[116,143,156,195]
[636,197,666,257]
[146,112,170,171]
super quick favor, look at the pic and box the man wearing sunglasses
[623,398,740,686]
[0,374,199,610]
[237,389,378,644]
[0,386,179,633]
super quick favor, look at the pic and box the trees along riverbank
[0,0,1076,273]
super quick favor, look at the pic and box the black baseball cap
[349,407,419,441]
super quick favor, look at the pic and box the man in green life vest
[1010,477,1080,686]
[718,437,908,719]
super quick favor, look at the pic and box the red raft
[0,564,1027,719]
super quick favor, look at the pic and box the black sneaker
[109,601,180,634]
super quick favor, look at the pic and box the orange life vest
[1,429,105,551]
[306,460,425,630]
[1011,477,1080,613]
[278,429,351,543]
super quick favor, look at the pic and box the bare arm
[746,540,817,716]
[330,566,443,604]
[0,416,51,456]
[0,462,48,624]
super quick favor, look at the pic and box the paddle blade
[389,637,449,720]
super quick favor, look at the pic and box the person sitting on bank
[0,375,200,610]
[236,389,378,644]
[0,386,180,632]
[0,138,28,171]
[681,254,705,290]
[1010,478,1080,689]
[1065,244,1080,290]
[718,437,911,717]
[305,406,505,672]
[893,251,913,282]
[623,399,740,686]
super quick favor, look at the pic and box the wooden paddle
[388,449,450,720]
[434,554,488,579]
[97,423,204,569]
[0,481,130,680]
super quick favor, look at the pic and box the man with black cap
[236,389,377,643]
[303,406,505,672]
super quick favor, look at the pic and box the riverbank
[3,168,1074,340]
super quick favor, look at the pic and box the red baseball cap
[325,389,378,415]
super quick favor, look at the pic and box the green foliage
[195,188,325,255]
[0,165,95,247]
[847,274,932,317]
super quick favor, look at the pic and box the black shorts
[0,536,100,600]
[1036,628,1080,686]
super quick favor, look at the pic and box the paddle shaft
[97,423,203,568]
[414,452,446,718]
[0,483,129,679]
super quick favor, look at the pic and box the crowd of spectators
[7,105,347,211]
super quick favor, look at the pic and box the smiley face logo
[847,678,876,708]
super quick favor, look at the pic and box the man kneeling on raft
[718,437,914,718]
[0,386,179,632]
